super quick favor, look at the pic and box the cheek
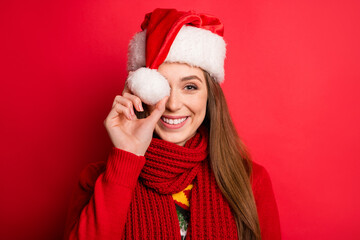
[192,93,208,117]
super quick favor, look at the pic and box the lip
[161,115,189,119]
[160,116,189,129]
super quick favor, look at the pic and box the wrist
[104,147,146,187]
[114,146,145,156]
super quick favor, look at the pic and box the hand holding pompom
[104,82,169,156]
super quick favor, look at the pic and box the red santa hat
[126,8,226,105]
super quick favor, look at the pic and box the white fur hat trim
[127,30,146,72]
[165,25,226,83]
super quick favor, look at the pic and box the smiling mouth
[161,116,188,125]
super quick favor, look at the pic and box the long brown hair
[202,71,261,240]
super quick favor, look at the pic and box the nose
[166,88,182,112]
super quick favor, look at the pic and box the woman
[64,8,281,240]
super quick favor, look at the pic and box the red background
[1,1,359,239]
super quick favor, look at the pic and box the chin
[155,129,195,147]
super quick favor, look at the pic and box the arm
[64,80,167,239]
[251,163,281,240]
[64,147,145,240]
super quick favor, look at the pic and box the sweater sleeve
[251,163,281,240]
[64,147,146,240]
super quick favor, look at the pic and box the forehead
[158,62,205,82]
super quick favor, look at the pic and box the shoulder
[250,161,276,201]
[78,161,107,192]
[251,161,271,188]
[250,162,282,239]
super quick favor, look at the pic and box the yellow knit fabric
[172,184,193,207]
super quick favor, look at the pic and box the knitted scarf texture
[121,126,238,239]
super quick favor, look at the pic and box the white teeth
[162,117,187,125]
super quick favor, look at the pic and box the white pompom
[126,67,171,105]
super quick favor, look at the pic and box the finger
[107,103,133,120]
[122,79,133,95]
[112,96,135,116]
[123,92,144,112]
[147,96,169,125]
[112,95,122,107]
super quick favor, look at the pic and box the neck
[152,131,198,147]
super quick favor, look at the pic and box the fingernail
[131,108,135,116]
[139,104,143,112]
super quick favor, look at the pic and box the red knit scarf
[121,126,238,239]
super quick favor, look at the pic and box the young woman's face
[148,62,208,146]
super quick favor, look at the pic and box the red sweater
[64,147,281,239]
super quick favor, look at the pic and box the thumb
[147,96,169,125]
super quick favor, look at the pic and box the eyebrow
[180,75,203,83]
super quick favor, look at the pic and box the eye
[184,84,198,90]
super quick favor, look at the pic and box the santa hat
[126,8,226,105]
